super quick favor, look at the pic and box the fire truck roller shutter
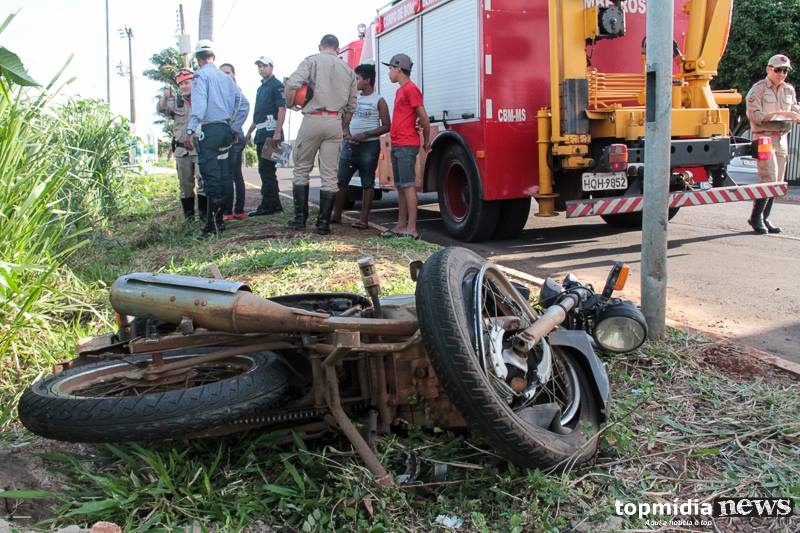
[376,24,419,116]
[436,137,499,242]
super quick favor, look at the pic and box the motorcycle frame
[53,256,611,486]
[67,267,467,487]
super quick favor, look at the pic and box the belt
[307,111,340,117]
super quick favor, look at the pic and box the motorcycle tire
[415,247,602,469]
[18,349,289,443]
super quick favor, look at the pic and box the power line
[219,0,238,30]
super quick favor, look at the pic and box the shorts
[391,145,419,189]
[337,140,380,189]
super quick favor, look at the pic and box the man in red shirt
[382,53,431,239]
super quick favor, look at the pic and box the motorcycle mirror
[538,277,564,305]
[602,261,629,298]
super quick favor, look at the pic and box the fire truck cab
[343,0,787,242]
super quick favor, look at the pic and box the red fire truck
[341,0,787,241]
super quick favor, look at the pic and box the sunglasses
[772,67,789,74]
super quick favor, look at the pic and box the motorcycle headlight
[593,301,647,353]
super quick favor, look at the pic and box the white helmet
[195,39,214,54]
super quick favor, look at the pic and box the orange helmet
[293,84,313,108]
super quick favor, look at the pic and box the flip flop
[396,232,420,240]
[379,229,397,238]
[351,221,369,230]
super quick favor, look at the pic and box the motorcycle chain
[232,401,370,427]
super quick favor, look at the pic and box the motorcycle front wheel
[415,247,601,469]
[18,349,289,442]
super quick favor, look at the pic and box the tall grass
[0,46,133,384]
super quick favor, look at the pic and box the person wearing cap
[381,53,431,240]
[185,39,242,238]
[157,68,204,220]
[219,63,250,221]
[745,53,800,234]
[245,56,286,217]
[284,34,358,235]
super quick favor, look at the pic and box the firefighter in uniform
[284,34,357,235]
[185,40,242,238]
[157,68,204,220]
[745,54,800,234]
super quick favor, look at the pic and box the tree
[144,47,197,140]
[143,47,188,89]
[715,0,800,133]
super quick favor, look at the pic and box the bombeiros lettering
[584,0,647,14]
[497,108,527,123]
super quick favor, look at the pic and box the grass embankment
[1,177,798,532]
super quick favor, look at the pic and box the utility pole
[105,0,111,103]
[641,1,674,339]
[178,5,191,68]
[199,0,214,41]
[118,26,136,125]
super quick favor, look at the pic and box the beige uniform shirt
[286,50,357,115]
[157,92,197,157]
[746,78,800,135]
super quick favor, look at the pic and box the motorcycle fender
[547,329,609,406]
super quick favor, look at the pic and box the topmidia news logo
[615,497,795,520]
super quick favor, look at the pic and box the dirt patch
[697,340,799,385]
[1,435,91,529]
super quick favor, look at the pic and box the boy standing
[383,53,430,239]
[332,63,391,229]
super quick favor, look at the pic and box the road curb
[665,318,800,378]
[276,183,798,378]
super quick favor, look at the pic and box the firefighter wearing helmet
[185,39,242,238]
[284,34,358,235]
[157,68,204,220]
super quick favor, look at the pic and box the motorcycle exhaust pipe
[110,273,418,336]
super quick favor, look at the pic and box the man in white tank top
[332,63,391,228]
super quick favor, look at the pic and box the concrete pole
[641,1,674,339]
[199,0,214,41]
[125,27,136,125]
[105,0,111,104]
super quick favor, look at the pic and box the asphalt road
[255,167,800,365]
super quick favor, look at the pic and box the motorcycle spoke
[58,361,251,398]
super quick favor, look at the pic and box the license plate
[581,172,628,192]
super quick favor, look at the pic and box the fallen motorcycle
[18,247,646,485]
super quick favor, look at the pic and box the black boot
[748,199,768,234]
[197,195,208,223]
[270,185,284,213]
[181,196,195,220]
[762,198,782,234]
[287,184,309,229]
[198,200,225,238]
[316,190,336,235]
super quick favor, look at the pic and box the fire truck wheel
[437,144,499,241]
[18,349,289,443]
[416,247,602,469]
[492,198,531,239]
[601,207,680,228]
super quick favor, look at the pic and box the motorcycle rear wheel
[18,349,289,443]
[415,247,601,469]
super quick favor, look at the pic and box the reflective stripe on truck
[565,182,789,218]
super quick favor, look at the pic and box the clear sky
[4,0,385,140]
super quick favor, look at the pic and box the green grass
[1,175,798,532]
